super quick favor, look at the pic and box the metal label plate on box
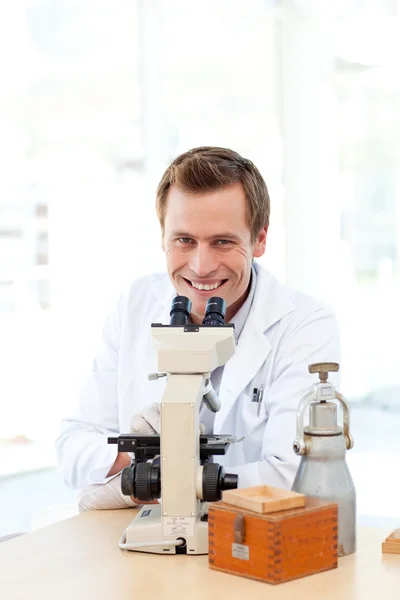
[162,516,195,537]
[232,543,250,560]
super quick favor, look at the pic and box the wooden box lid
[222,485,305,514]
[211,495,338,521]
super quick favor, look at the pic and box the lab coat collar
[150,262,294,334]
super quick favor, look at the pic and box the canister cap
[309,362,339,383]
[304,401,342,436]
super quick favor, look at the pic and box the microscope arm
[160,373,205,519]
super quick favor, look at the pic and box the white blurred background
[1,0,400,535]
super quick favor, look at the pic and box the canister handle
[293,390,315,455]
[335,391,354,450]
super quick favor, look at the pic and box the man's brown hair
[156,146,270,243]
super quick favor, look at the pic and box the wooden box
[208,495,338,585]
[382,529,400,554]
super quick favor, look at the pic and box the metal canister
[292,363,356,556]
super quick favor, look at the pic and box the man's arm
[55,299,123,490]
[228,305,341,489]
[106,451,130,478]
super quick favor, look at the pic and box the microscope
[108,295,239,554]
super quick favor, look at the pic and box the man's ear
[253,225,268,258]
[161,234,165,253]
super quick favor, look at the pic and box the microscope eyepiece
[169,295,192,326]
[202,297,226,327]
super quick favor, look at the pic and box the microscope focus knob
[120,463,161,501]
[203,463,223,502]
[202,462,238,502]
[121,466,134,496]
[134,462,161,502]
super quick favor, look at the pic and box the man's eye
[215,239,232,245]
[177,237,194,244]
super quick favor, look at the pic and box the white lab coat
[55,262,340,491]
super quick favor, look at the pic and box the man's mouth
[182,278,228,292]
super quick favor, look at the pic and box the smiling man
[161,182,266,324]
[56,147,340,510]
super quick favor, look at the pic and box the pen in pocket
[252,385,264,417]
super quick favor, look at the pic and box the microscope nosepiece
[203,379,221,412]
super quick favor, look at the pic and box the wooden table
[1,509,399,600]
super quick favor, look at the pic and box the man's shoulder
[121,271,172,311]
[281,280,331,315]
[125,271,170,295]
[107,271,172,332]
[255,263,335,325]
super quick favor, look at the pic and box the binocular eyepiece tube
[169,295,227,326]
[202,297,226,327]
[169,296,192,325]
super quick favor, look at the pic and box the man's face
[162,183,267,324]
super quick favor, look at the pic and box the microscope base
[120,503,209,555]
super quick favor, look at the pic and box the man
[55,146,340,510]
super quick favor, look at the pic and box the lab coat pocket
[236,390,268,464]
[240,389,268,430]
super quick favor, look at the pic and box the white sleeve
[227,306,341,490]
[77,473,137,512]
[55,299,123,490]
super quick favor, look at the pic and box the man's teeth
[191,281,222,291]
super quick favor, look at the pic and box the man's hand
[130,402,206,434]
[106,403,161,478]
[130,402,161,434]
[104,404,162,503]
[106,451,130,478]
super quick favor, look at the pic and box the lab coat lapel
[214,264,295,431]
[213,308,271,430]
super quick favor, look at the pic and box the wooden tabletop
[1,509,400,600]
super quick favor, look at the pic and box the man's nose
[189,244,218,276]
